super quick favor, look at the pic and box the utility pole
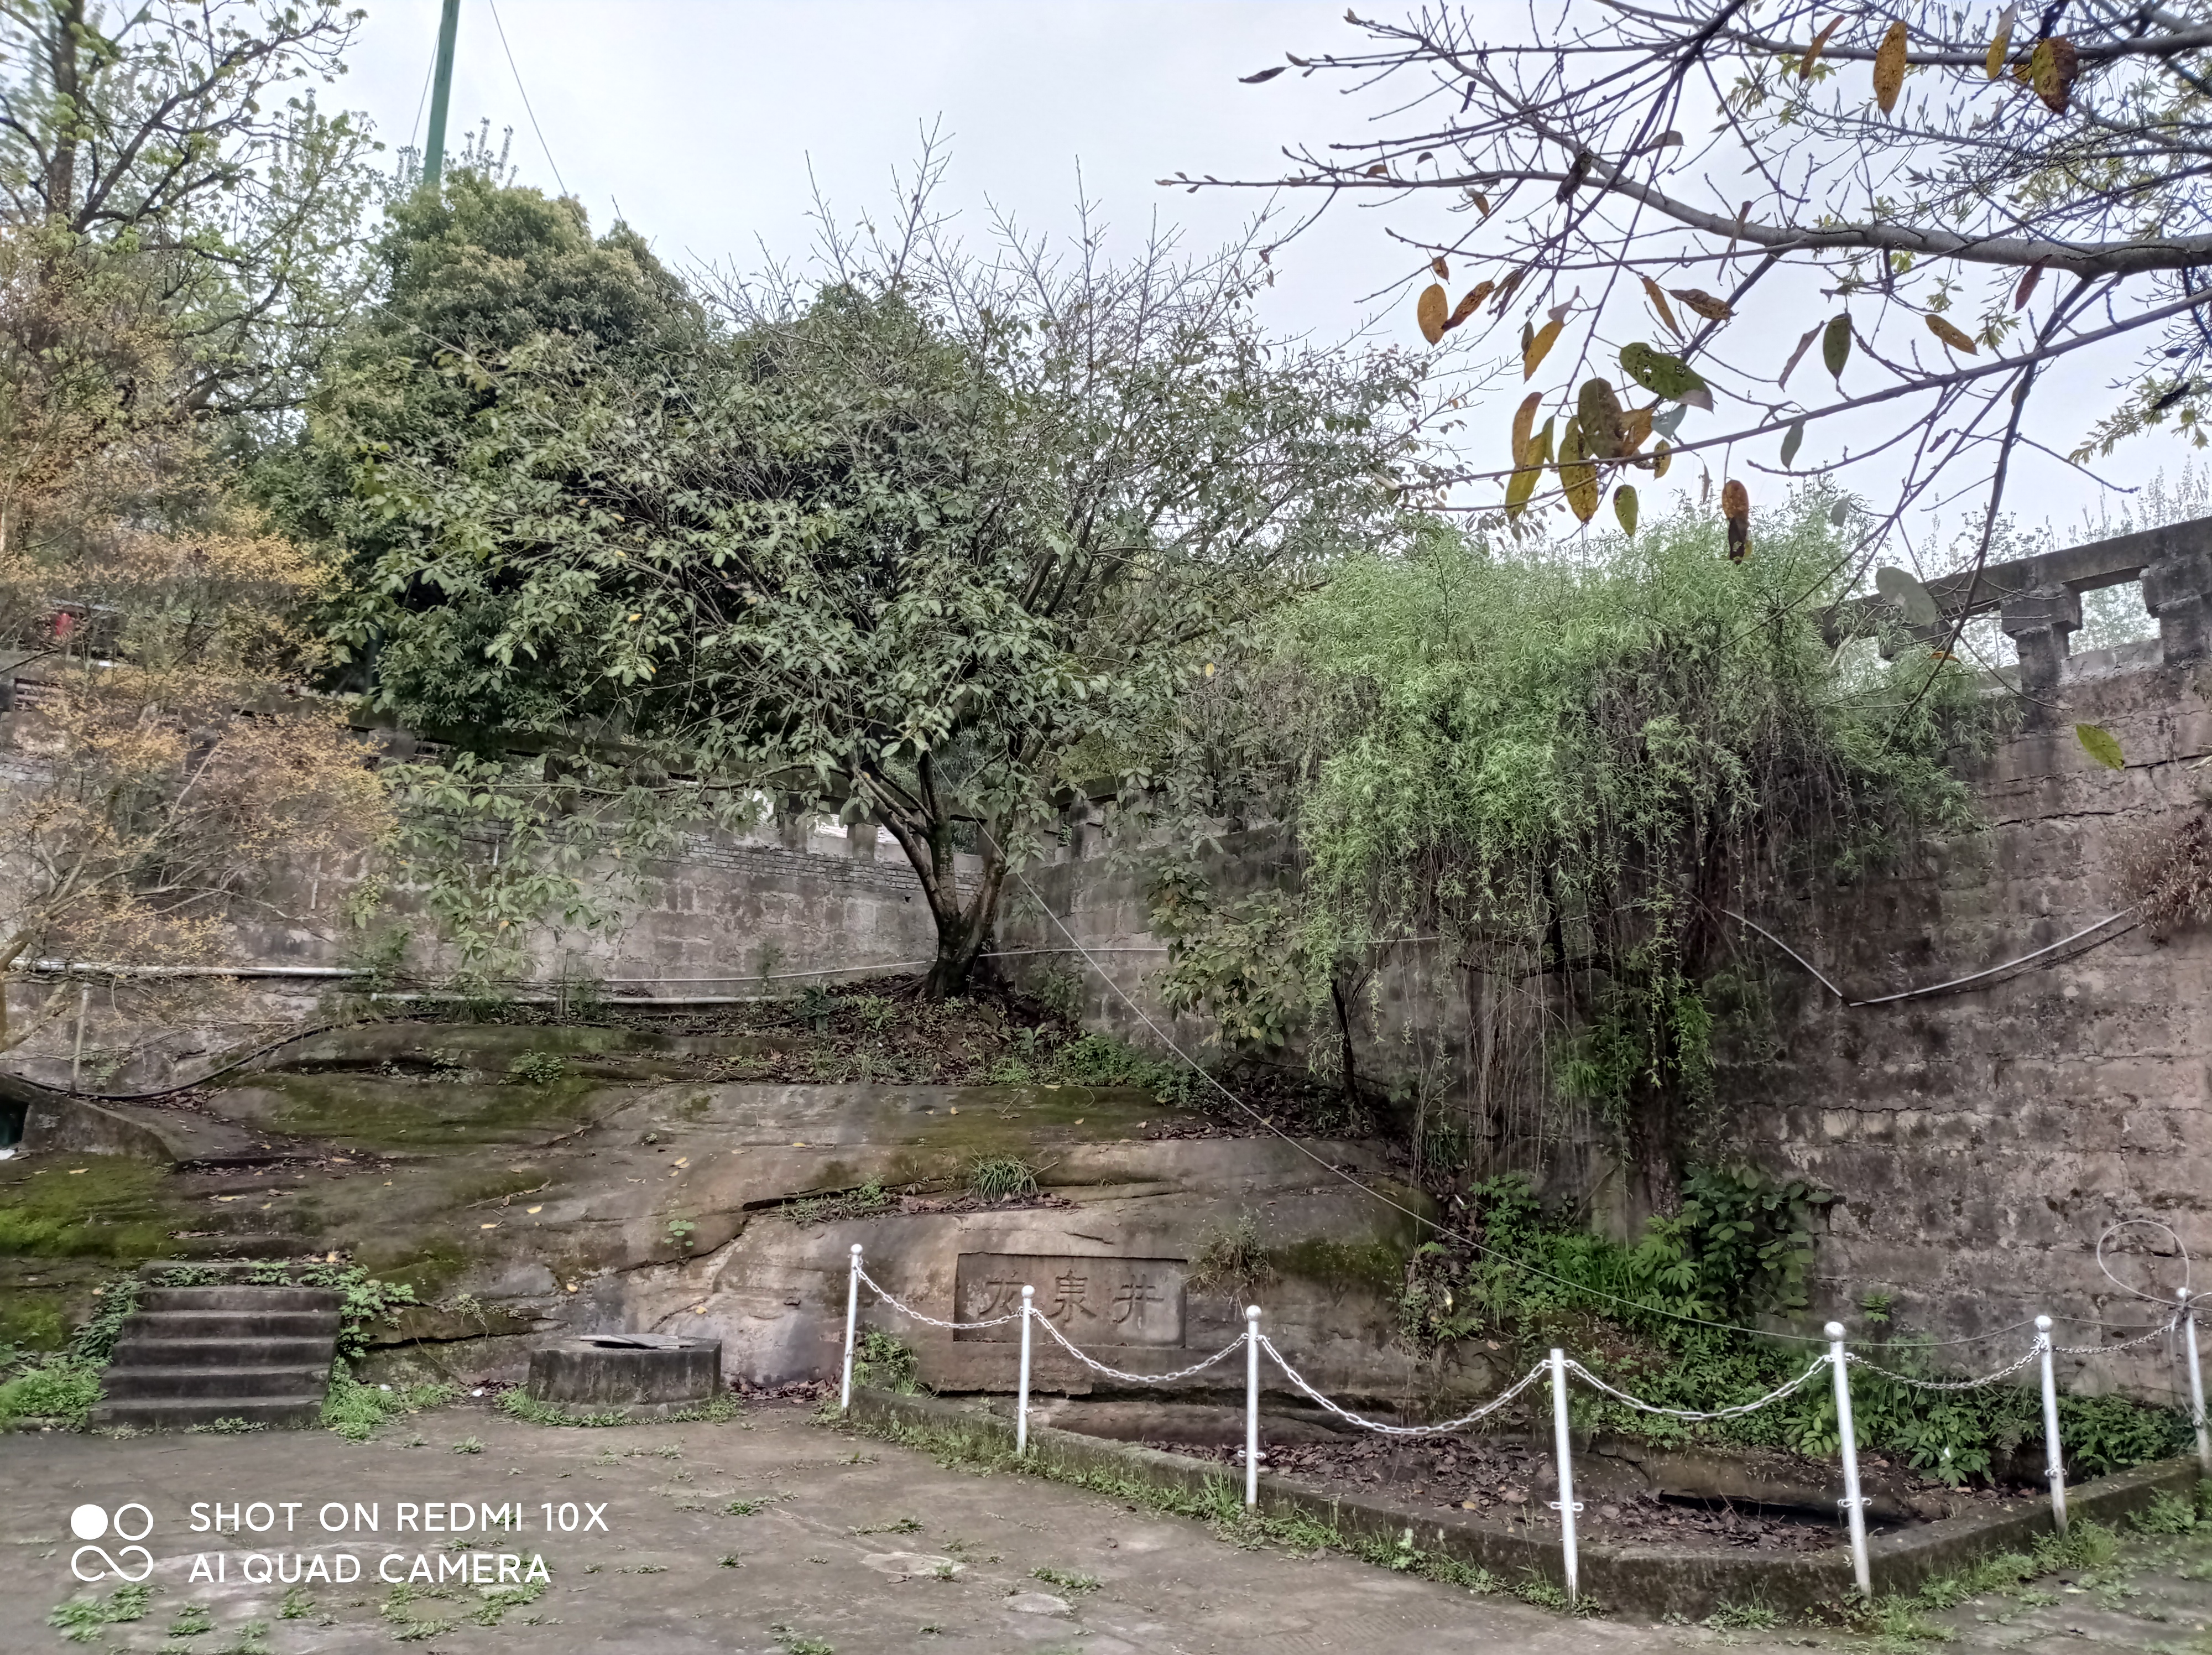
[422,0,461,191]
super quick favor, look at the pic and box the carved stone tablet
[953,1252,1186,1345]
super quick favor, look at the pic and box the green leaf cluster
[278,178,1421,995]
[1274,493,1991,1165]
[1404,1173,2194,1485]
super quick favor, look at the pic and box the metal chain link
[1259,1333,1550,1436]
[1845,1344,2042,1391]
[2052,1317,2180,1356]
[1028,1310,1250,1384]
[854,1265,1024,1333]
[1565,1353,1835,1419]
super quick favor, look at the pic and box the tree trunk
[1329,976,1359,1108]
[45,2,84,221]
[864,774,1011,1000]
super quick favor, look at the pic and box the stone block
[526,1334,722,1413]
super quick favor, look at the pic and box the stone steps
[91,1283,340,1432]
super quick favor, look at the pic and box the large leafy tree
[269,173,701,720]
[0,0,379,420]
[319,177,1428,995]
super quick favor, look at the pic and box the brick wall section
[1739,659,2212,1392]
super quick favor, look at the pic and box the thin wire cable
[1028,1311,1250,1385]
[1260,1334,1549,1435]
[1566,1354,1836,1418]
[1726,907,2138,1007]
[485,0,568,196]
[854,1266,1021,1333]
[408,40,435,150]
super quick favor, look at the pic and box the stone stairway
[91,1266,340,1430]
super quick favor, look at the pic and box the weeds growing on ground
[321,1363,458,1441]
[497,1388,740,1427]
[849,1330,927,1396]
[47,1583,150,1642]
[784,1181,896,1226]
[1031,1565,1100,1592]
[964,1156,1038,1202]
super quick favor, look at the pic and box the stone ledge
[845,1388,2205,1620]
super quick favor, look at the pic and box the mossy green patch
[0,1295,69,1350]
[1271,1234,1409,1297]
[0,1159,184,1262]
[227,1072,607,1151]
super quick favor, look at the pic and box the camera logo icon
[67,1502,153,1582]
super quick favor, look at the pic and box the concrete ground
[3,1401,2207,1655]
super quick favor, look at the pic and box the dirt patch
[1157,1431,1855,1554]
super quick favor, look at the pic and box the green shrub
[1400,1172,2193,1485]
[507,1051,570,1086]
[1050,1033,1196,1107]
[964,1156,1037,1203]
[1,1360,101,1429]
[851,1330,926,1396]
[322,1364,458,1442]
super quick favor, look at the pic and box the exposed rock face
[18,1026,1473,1407]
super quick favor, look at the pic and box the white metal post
[1547,1348,1581,1609]
[839,1244,862,1412]
[2182,1288,2210,1476]
[1827,1321,1871,1597]
[1017,1286,1035,1456]
[1245,1306,1262,1507]
[2036,1315,2068,1534]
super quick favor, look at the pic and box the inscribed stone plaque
[953,1252,1186,1345]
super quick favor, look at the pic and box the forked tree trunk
[869,795,1010,1000]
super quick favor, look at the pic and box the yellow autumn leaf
[1523,317,1564,380]
[1924,313,1979,354]
[1640,274,1682,339]
[1800,16,1841,77]
[1447,281,1493,330]
[1558,415,1600,523]
[1985,2,2016,77]
[1874,20,1909,114]
[1511,391,1541,467]
[1417,283,1449,344]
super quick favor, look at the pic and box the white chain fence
[1260,1332,1550,1437]
[2053,1317,2183,1356]
[838,1243,2211,1609]
[1564,1352,1834,1419]
[1031,1308,1250,1385]
[852,1263,1024,1332]
[1846,1343,2046,1391]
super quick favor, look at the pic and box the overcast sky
[327,1,2196,576]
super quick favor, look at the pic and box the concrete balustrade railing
[1827,514,2212,722]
